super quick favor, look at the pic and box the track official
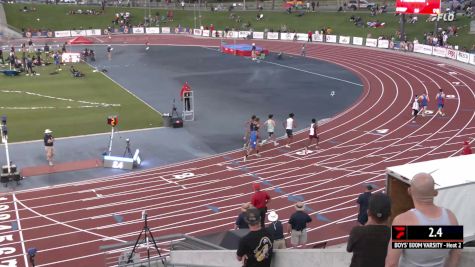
[180,82,192,111]
[251,183,271,228]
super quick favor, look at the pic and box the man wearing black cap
[237,208,273,267]
[356,184,373,225]
[347,192,391,267]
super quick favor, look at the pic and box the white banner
[365,38,377,47]
[378,39,389,49]
[325,35,337,43]
[253,32,264,39]
[445,49,457,60]
[70,30,87,37]
[161,27,171,34]
[55,30,71,38]
[339,36,351,44]
[132,27,145,34]
[296,33,307,41]
[202,30,210,37]
[239,31,250,38]
[313,33,323,42]
[281,32,295,41]
[353,37,363,46]
[61,52,80,63]
[227,31,239,38]
[86,29,101,36]
[267,32,279,40]
[193,29,202,36]
[145,27,160,34]
[470,54,475,65]
[432,46,447,57]
[413,44,433,55]
[457,51,470,63]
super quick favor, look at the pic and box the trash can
[162,113,172,127]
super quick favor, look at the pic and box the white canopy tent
[386,154,475,242]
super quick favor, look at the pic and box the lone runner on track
[305,118,319,155]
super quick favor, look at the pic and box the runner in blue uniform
[244,118,261,162]
[419,93,429,117]
[435,89,446,116]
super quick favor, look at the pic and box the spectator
[235,203,251,229]
[307,31,313,42]
[347,193,391,267]
[311,1,315,11]
[461,141,472,155]
[287,202,312,248]
[356,184,373,225]
[236,208,273,267]
[251,183,271,228]
[386,173,461,267]
[266,211,285,249]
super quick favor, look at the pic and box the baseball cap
[245,208,261,225]
[253,183,261,191]
[368,193,391,221]
[267,211,278,222]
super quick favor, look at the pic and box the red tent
[68,36,93,45]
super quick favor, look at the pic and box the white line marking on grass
[262,61,364,87]
[13,194,29,267]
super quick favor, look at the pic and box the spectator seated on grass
[408,16,418,23]
[256,13,264,21]
[70,65,84,78]
[21,6,37,13]
[296,10,305,17]
[367,20,385,28]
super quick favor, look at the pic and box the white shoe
[285,145,290,148]
[256,153,261,157]
[49,161,54,166]
[274,142,278,146]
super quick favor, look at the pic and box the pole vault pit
[220,43,269,57]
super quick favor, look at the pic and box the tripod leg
[146,228,165,264]
[127,228,145,264]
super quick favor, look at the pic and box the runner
[301,44,306,57]
[435,88,446,116]
[251,43,257,61]
[244,123,260,162]
[263,114,278,146]
[283,113,296,148]
[305,118,319,155]
[418,92,429,117]
[107,45,112,61]
[412,95,419,123]
[244,115,256,148]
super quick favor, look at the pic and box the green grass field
[0,60,162,142]
[4,3,475,49]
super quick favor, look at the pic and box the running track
[1,35,474,267]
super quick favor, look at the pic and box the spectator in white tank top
[385,173,461,267]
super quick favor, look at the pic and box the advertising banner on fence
[413,43,433,55]
[70,30,87,37]
[267,32,279,40]
[313,33,323,42]
[395,0,441,15]
[446,49,457,60]
[326,35,337,43]
[146,27,160,34]
[161,27,171,34]
[61,52,80,63]
[470,54,475,65]
[132,27,145,34]
[366,38,377,47]
[239,31,250,38]
[378,39,389,48]
[193,29,202,36]
[339,36,351,44]
[353,37,363,45]
[457,51,470,63]
[25,30,54,38]
[55,30,71,38]
[227,31,239,38]
[432,46,447,57]
[296,33,307,41]
[253,32,264,39]
[202,30,210,37]
[281,32,295,41]
[86,29,101,36]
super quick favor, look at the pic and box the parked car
[348,0,376,10]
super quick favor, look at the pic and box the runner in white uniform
[283,113,296,148]
[305,118,319,154]
[412,95,419,123]
[263,114,278,146]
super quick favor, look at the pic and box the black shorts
[268,132,274,137]
[286,129,293,137]
[413,109,419,116]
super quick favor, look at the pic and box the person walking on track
[44,129,55,166]
[244,118,261,161]
[283,113,296,148]
[244,115,256,149]
[263,114,278,146]
[418,92,429,117]
[412,95,420,123]
[305,118,319,155]
[435,88,446,116]
[251,183,271,228]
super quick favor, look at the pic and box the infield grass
[3,3,475,49]
[0,59,162,142]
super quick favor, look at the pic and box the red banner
[395,0,441,15]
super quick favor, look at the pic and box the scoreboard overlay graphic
[395,0,441,14]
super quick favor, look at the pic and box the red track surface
[1,35,474,267]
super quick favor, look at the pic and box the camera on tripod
[107,115,118,127]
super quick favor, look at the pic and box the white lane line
[263,60,364,87]
[13,194,29,267]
